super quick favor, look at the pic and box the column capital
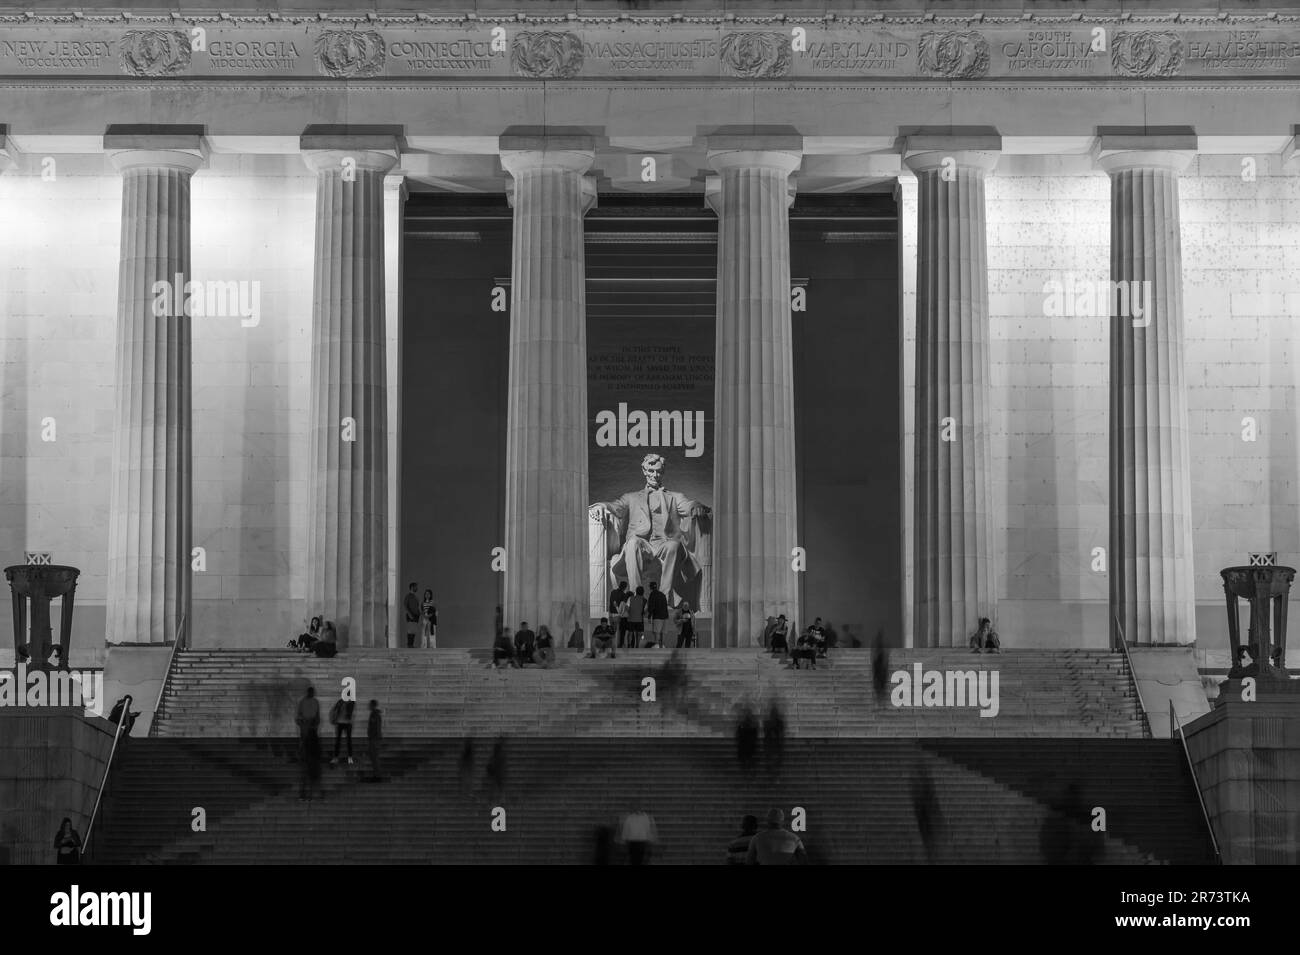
[1095,128,1196,175]
[903,135,1001,176]
[384,171,409,202]
[499,138,596,177]
[303,149,398,176]
[704,134,803,175]
[104,125,207,174]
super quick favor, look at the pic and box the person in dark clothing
[769,615,790,657]
[313,620,338,657]
[54,818,81,865]
[329,696,356,766]
[872,643,889,702]
[675,601,696,649]
[588,617,616,658]
[822,621,839,650]
[486,736,507,801]
[726,815,759,864]
[609,581,630,648]
[492,629,516,669]
[108,695,140,738]
[1227,645,1259,680]
[626,586,647,647]
[421,589,437,648]
[735,702,759,774]
[567,619,585,652]
[297,686,323,800]
[402,582,421,649]
[912,763,941,863]
[293,616,322,652]
[792,630,818,670]
[514,622,536,664]
[646,581,670,646]
[364,700,383,782]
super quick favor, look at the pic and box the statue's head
[641,453,666,489]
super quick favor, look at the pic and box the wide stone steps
[153,648,1146,739]
[91,738,1213,865]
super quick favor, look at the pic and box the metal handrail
[148,613,187,739]
[1170,699,1223,864]
[81,692,133,861]
[1112,614,1153,739]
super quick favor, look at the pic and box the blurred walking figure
[486,736,507,801]
[735,701,759,774]
[726,814,759,865]
[872,644,889,702]
[404,582,421,649]
[912,763,942,863]
[297,685,323,800]
[364,699,383,782]
[746,808,807,865]
[618,808,659,865]
[763,700,786,778]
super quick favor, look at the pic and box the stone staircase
[151,648,1148,739]
[90,737,1213,865]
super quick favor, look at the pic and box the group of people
[492,621,559,669]
[605,580,697,650]
[290,616,338,657]
[593,806,807,864]
[764,615,835,669]
[403,582,438,649]
[295,685,384,798]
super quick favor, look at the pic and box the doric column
[904,136,1000,647]
[705,136,802,647]
[499,136,596,636]
[105,132,204,646]
[302,136,397,648]
[1098,133,1197,646]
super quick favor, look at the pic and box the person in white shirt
[618,809,659,865]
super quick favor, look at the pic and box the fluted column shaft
[906,148,999,647]
[706,147,802,647]
[106,147,202,645]
[1102,149,1196,646]
[303,149,395,648]
[500,147,596,636]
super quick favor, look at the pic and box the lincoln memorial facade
[3,1,1300,656]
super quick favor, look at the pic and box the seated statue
[589,452,711,611]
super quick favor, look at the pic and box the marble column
[904,138,1000,647]
[705,138,802,647]
[500,138,596,637]
[105,138,204,646]
[302,142,396,648]
[1098,137,1197,646]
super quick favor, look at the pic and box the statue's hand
[589,503,614,525]
[689,503,711,520]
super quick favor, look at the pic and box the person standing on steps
[403,582,421,649]
[329,695,355,767]
[626,586,647,648]
[364,699,383,782]
[609,579,630,648]
[421,589,437,648]
[646,581,669,647]
[674,601,695,649]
